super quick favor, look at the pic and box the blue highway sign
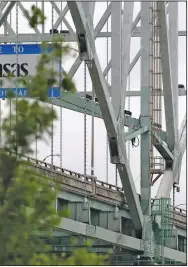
[0,44,61,99]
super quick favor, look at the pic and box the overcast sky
[0,2,186,207]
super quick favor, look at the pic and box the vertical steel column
[169,2,179,185]
[82,2,95,176]
[140,2,152,215]
[90,4,95,176]
[157,3,179,196]
[150,3,164,178]
[121,2,134,124]
[168,2,178,130]
[157,2,176,151]
[111,2,121,120]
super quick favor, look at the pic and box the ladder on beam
[150,2,165,183]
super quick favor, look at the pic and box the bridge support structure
[0,1,186,262]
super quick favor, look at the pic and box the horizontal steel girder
[0,30,186,43]
[124,126,149,142]
[51,92,102,119]
[36,92,139,128]
[59,217,186,264]
[48,93,168,143]
[59,218,142,251]
[79,88,187,97]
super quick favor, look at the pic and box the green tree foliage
[0,5,108,265]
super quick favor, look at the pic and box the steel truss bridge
[0,1,187,265]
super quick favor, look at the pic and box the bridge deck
[17,154,186,229]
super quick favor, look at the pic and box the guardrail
[17,153,125,193]
[1,150,186,224]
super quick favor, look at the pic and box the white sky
[0,2,187,207]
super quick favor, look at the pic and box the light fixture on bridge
[124,110,132,116]
[85,94,92,101]
[174,183,180,193]
[83,196,88,210]
[43,154,60,162]
[50,29,59,35]
[60,30,70,34]
[114,206,119,220]
[178,84,186,96]
[176,186,180,193]
[95,97,98,103]
[178,84,185,89]
[78,33,87,54]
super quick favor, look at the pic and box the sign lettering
[0,63,29,77]
[12,45,24,54]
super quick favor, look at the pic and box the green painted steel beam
[140,2,152,216]
[47,93,168,146]
[59,217,142,251]
[124,116,140,128]
[58,217,186,264]
[124,126,149,142]
[50,92,102,119]
[152,131,174,161]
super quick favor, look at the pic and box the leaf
[0,4,108,266]
[61,76,77,93]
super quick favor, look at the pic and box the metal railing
[0,149,186,219]
[15,152,124,193]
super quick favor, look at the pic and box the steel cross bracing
[66,1,144,233]
[0,1,186,237]
[0,2,186,43]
